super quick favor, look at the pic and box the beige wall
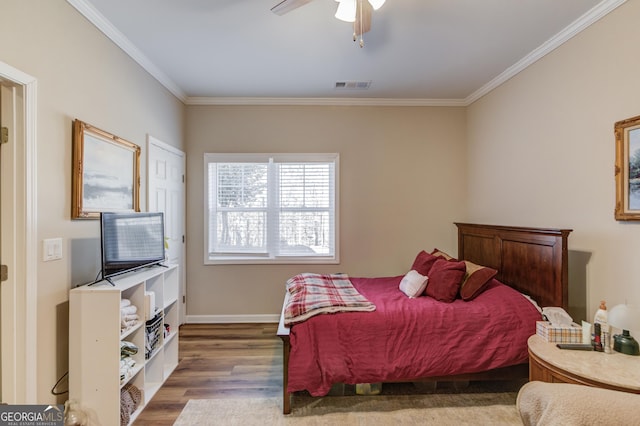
[0,1,184,403]
[3,0,636,407]
[467,1,640,325]
[185,105,467,316]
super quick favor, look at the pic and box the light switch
[43,238,63,261]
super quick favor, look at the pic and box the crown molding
[465,0,627,105]
[66,0,187,102]
[68,0,625,108]
[185,96,467,107]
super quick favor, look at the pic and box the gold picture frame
[72,119,140,219]
[614,114,640,220]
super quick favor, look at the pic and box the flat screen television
[100,211,165,282]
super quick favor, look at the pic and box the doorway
[0,61,38,403]
[147,135,186,324]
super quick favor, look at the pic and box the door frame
[0,61,38,403]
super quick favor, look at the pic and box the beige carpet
[174,392,522,425]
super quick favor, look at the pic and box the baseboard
[185,314,280,324]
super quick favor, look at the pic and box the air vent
[335,81,372,90]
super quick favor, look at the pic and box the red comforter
[287,275,542,396]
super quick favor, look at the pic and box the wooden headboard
[455,223,572,309]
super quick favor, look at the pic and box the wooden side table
[528,334,640,393]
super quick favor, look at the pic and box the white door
[147,135,186,324]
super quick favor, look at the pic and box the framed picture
[72,119,141,219]
[614,114,640,220]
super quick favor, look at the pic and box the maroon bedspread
[287,275,542,396]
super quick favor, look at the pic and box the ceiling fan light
[335,0,356,22]
[367,0,385,10]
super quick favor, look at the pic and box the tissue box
[536,321,582,343]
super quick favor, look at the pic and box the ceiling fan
[271,0,386,43]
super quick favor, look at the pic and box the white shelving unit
[69,265,179,426]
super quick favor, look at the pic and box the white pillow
[399,270,428,298]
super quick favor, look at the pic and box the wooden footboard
[277,223,571,414]
[276,292,292,414]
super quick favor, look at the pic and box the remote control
[556,343,593,350]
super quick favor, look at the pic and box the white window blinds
[205,153,339,264]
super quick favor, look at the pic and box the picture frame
[614,114,640,220]
[72,119,140,219]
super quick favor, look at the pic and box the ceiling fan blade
[271,0,314,16]
[354,0,372,36]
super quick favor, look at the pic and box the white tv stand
[69,265,179,425]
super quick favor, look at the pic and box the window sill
[205,257,340,265]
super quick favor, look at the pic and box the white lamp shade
[335,0,356,22]
[368,0,386,10]
[608,303,640,331]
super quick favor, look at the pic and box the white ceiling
[68,0,623,105]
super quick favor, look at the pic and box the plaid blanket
[284,273,376,325]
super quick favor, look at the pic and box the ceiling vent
[335,81,372,90]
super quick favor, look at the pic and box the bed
[277,223,572,414]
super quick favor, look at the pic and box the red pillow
[431,248,455,260]
[411,250,439,276]
[460,261,498,301]
[425,258,466,302]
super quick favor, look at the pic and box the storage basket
[145,313,163,359]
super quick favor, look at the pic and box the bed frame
[277,223,572,414]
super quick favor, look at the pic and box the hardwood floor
[133,323,282,425]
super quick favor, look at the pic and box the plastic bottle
[594,323,603,351]
[594,300,608,329]
[594,300,609,352]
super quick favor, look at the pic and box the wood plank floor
[133,323,282,426]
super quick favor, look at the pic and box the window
[204,153,339,264]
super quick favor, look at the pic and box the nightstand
[528,334,640,393]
